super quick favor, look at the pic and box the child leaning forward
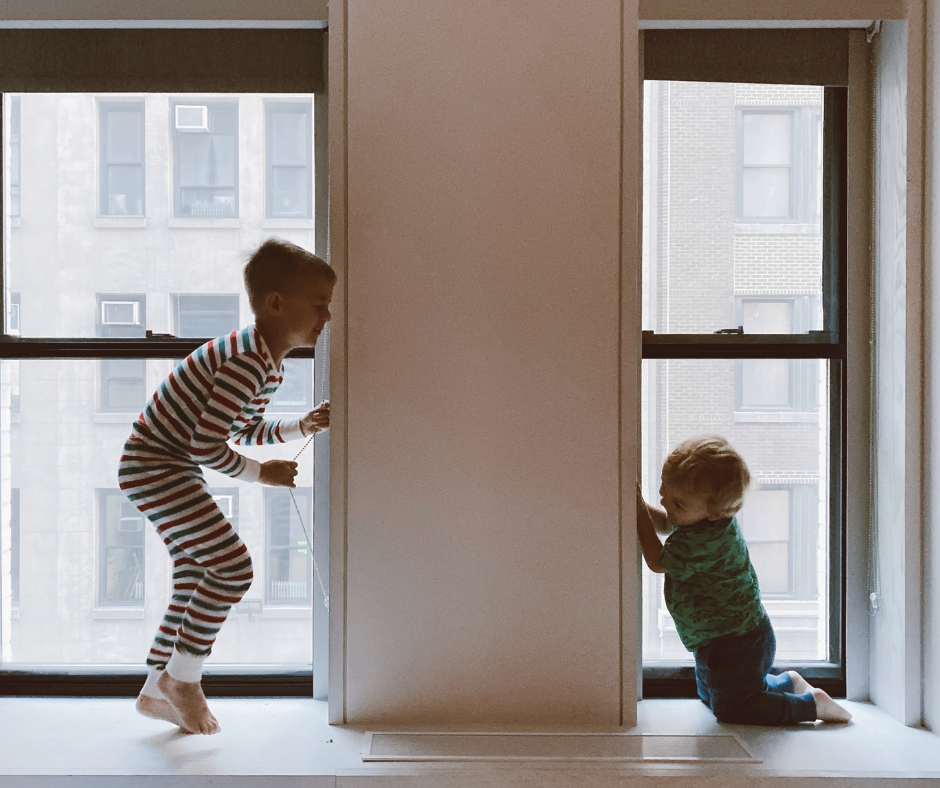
[636,434,851,726]
[119,238,336,734]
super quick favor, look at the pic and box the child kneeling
[636,434,851,725]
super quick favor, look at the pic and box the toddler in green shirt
[637,434,852,725]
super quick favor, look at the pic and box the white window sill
[169,217,240,229]
[93,413,138,424]
[261,218,315,230]
[93,216,147,229]
[91,607,144,620]
[734,410,820,423]
[0,698,937,781]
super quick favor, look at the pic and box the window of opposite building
[97,294,146,413]
[98,490,145,606]
[172,100,238,218]
[9,488,19,607]
[99,101,145,217]
[174,294,239,338]
[265,487,312,606]
[266,101,312,219]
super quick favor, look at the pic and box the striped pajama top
[127,325,305,482]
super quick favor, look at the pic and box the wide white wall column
[331,0,635,725]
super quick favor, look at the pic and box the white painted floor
[0,696,938,786]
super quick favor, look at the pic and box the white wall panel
[336,0,629,725]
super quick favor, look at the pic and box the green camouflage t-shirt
[660,515,766,652]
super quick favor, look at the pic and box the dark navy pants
[694,614,817,726]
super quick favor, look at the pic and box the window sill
[8,216,20,228]
[169,217,240,229]
[93,413,138,424]
[93,216,147,229]
[261,218,315,230]
[734,222,821,235]
[733,410,820,423]
[91,607,144,620]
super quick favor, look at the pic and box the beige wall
[333,0,635,726]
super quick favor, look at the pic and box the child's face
[659,476,715,526]
[279,275,334,349]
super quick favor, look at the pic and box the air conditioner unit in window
[119,516,144,532]
[176,105,209,132]
[102,301,140,325]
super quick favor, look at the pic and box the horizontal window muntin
[641,332,842,360]
[0,339,316,360]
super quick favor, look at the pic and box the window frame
[173,293,240,339]
[640,82,847,698]
[0,26,327,698]
[264,486,313,606]
[96,293,147,413]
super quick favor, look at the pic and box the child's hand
[259,459,298,487]
[301,400,330,437]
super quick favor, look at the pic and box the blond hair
[243,238,336,314]
[662,434,751,518]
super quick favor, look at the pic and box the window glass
[0,359,316,664]
[9,97,19,218]
[269,357,312,412]
[266,102,311,218]
[97,294,146,412]
[642,82,823,335]
[175,294,239,338]
[9,488,19,607]
[641,358,829,662]
[5,93,317,340]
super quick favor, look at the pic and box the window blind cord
[288,323,330,611]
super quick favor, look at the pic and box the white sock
[165,648,206,684]
[141,667,166,699]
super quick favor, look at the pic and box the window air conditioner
[102,301,140,325]
[175,105,209,132]
[119,516,144,532]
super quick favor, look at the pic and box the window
[97,294,146,412]
[266,101,312,218]
[265,487,312,605]
[100,101,145,216]
[9,97,19,218]
[737,106,822,225]
[174,294,239,338]
[98,490,145,606]
[735,296,820,417]
[9,488,19,607]
[642,75,844,689]
[7,293,19,336]
[0,27,326,688]
[172,100,238,218]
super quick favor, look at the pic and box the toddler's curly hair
[662,434,750,518]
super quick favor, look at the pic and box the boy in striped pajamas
[119,239,336,734]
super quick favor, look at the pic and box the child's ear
[264,290,283,314]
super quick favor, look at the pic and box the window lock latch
[145,330,176,339]
[714,326,744,335]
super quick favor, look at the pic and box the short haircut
[243,238,336,314]
[662,434,751,518]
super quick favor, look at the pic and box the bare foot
[157,671,220,735]
[787,670,814,695]
[812,688,853,722]
[135,693,186,728]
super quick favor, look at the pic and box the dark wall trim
[0,670,311,697]
[644,29,850,86]
[0,29,326,93]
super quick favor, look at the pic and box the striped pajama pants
[118,436,254,667]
